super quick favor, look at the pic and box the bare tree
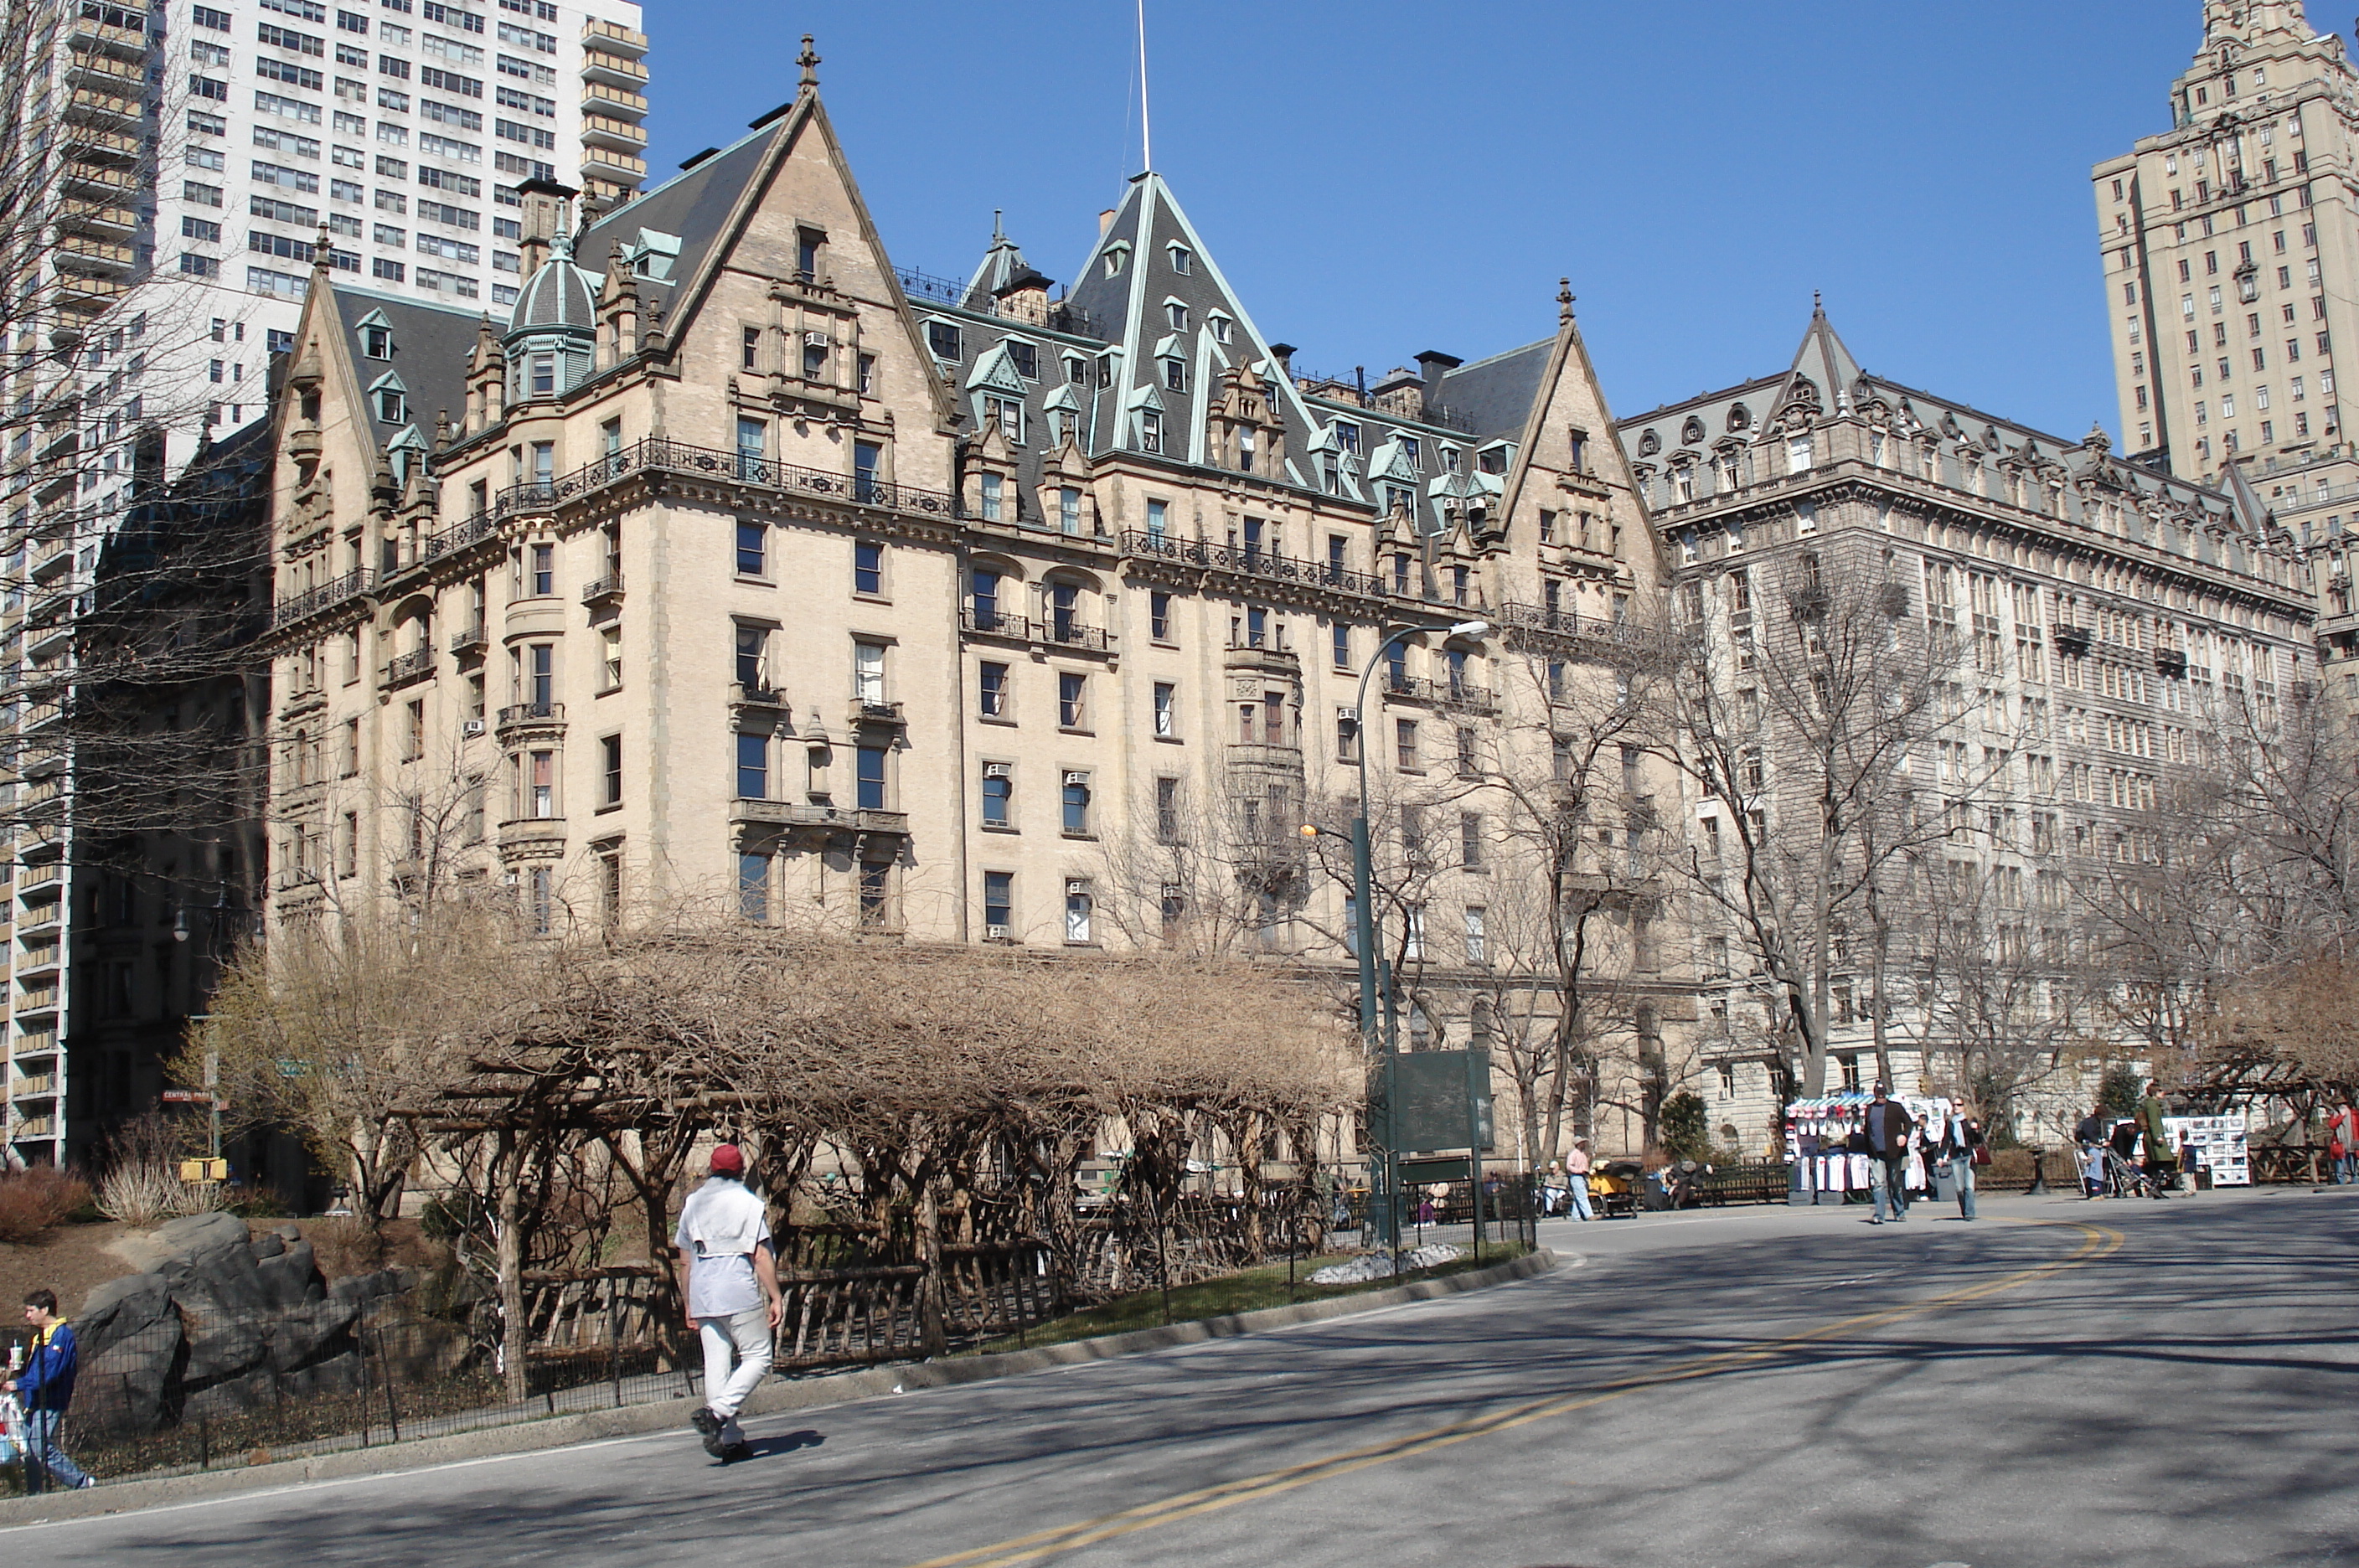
[1654,540,1988,1098]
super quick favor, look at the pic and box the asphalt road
[12,1185,2358,1568]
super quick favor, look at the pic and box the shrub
[0,1166,93,1244]
[1660,1091,1711,1162]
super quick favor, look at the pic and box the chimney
[515,176,579,279]
[1415,350,1463,414]
[1098,209,1118,235]
[1267,342,1296,381]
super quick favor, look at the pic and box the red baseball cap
[709,1143,744,1175]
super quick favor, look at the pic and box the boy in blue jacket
[4,1288,91,1491]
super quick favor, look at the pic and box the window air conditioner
[985,923,1010,941]
[983,761,1011,778]
[1063,771,1089,787]
[461,718,484,737]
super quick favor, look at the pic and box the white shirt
[674,1177,772,1318]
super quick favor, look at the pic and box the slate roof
[1616,307,2267,537]
[1432,340,1553,442]
[508,226,601,334]
[575,121,785,309]
[911,171,1554,535]
[329,283,483,446]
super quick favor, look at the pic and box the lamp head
[1447,619,1490,640]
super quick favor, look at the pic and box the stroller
[2102,1122,2161,1199]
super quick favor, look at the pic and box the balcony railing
[450,622,488,656]
[581,575,623,607]
[490,437,959,525]
[383,648,435,688]
[1119,529,1389,598]
[8,1075,57,1101]
[730,801,910,834]
[271,568,373,629]
[847,699,906,726]
[495,701,565,735]
[959,606,1112,652]
[1385,674,1498,714]
[893,267,1102,338]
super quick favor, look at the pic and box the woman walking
[1937,1102,1986,1220]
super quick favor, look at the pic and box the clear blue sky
[637,1,2233,442]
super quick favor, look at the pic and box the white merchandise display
[2163,1112,2250,1186]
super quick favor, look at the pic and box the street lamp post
[1352,618,1488,1247]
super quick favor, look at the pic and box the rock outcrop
[75,1215,412,1435]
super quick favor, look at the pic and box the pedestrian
[1906,1114,1932,1198]
[1564,1137,1595,1222]
[2136,1081,2176,1199]
[1936,1103,1985,1220]
[674,1143,785,1462]
[2326,1101,2359,1187]
[1863,1083,1913,1225]
[1,1289,92,1491]
[2073,1105,2110,1199]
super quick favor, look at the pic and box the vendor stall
[1784,1092,1949,1204]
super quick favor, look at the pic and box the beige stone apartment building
[2091,2,2359,717]
[1619,304,2317,1144]
[257,57,1695,1161]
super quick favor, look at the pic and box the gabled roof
[1783,297,1866,415]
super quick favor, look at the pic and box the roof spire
[993,209,1004,240]
[798,35,819,94]
[1558,277,1574,323]
[313,224,334,273]
[1136,0,1153,173]
[1813,288,1824,317]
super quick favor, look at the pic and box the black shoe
[721,1442,751,1463]
[690,1406,721,1437]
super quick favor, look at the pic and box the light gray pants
[698,1306,773,1442]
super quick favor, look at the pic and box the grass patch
[975,1243,1533,1355]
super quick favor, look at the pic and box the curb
[0,1247,1558,1527]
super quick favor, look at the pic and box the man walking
[3,1289,91,1491]
[1863,1083,1913,1225]
[1565,1138,1594,1222]
[674,1144,784,1462]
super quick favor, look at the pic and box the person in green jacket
[2137,1081,2176,1199]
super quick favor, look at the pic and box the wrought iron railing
[958,606,1112,651]
[1118,529,1389,598]
[271,568,374,629]
[383,648,434,687]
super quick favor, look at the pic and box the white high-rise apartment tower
[0,0,643,1168]
[166,0,648,458]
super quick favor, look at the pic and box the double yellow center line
[906,1218,2124,1568]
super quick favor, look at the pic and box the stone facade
[1620,305,2317,1142]
[258,67,1695,1160]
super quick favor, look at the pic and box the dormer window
[1167,302,1188,331]
[926,320,962,361]
[1139,410,1163,453]
[1442,447,1462,474]
[1210,315,1231,344]
[1007,341,1038,379]
[1103,244,1128,279]
[1169,244,1191,274]
[363,324,392,358]
[1400,436,1421,471]
[1163,358,1186,393]
[1334,420,1361,455]
[377,387,405,422]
